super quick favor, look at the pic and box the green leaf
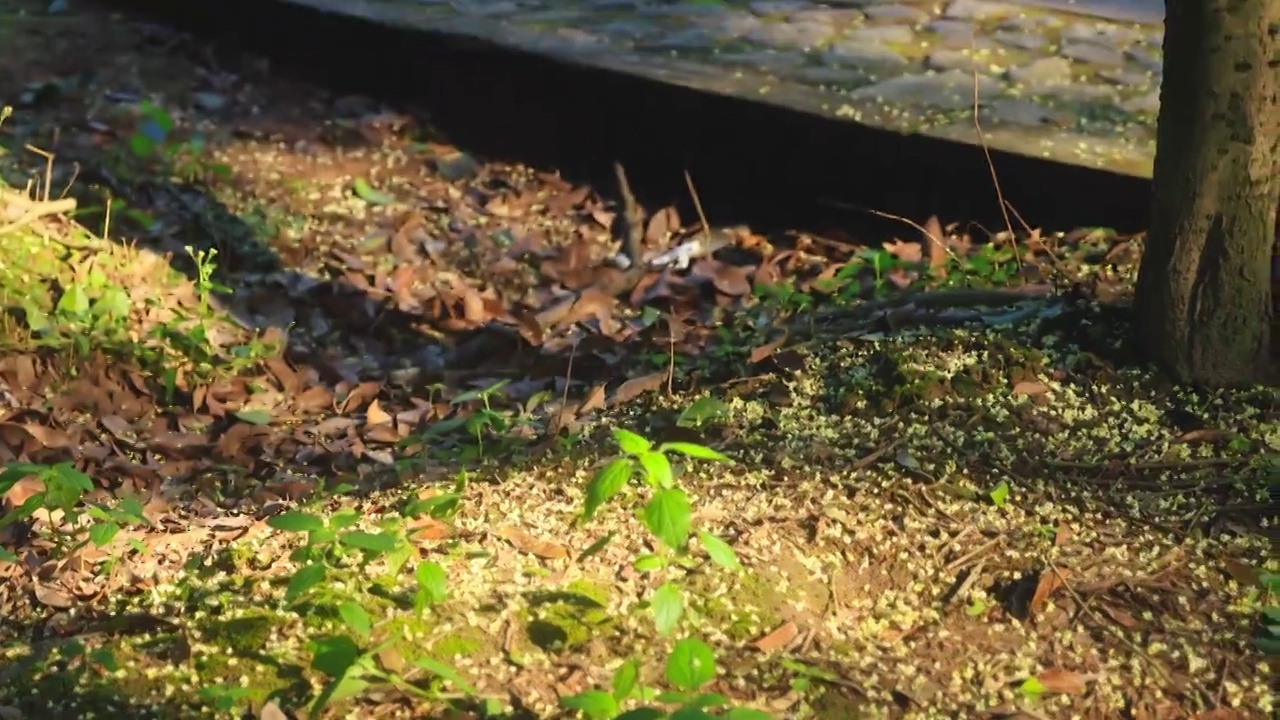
[88,521,121,547]
[576,532,615,563]
[46,463,92,509]
[666,638,716,691]
[353,178,395,205]
[234,409,272,426]
[696,531,740,571]
[328,508,361,530]
[1259,572,1280,593]
[637,451,674,489]
[310,635,362,678]
[644,488,692,552]
[340,531,398,554]
[57,282,90,317]
[1255,635,1280,654]
[404,493,461,520]
[657,442,729,462]
[683,692,729,709]
[612,658,640,700]
[988,481,1010,507]
[415,561,448,607]
[338,602,373,639]
[87,647,119,672]
[656,691,690,704]
[115,496,146,524]
[414,656,477,693]
[615,710,667,720]
[560,690,619,720]
[633,554,666,573]
[614,428,652,456]
[329,674,371,703]
[1018,676,1045,699]
[384,544,413,578]
[285,562,327,604]
[19,300,50,333]
[583,458,633,522]
[268,511,326,533]
[650,582,684,636]
[676,397,728,428]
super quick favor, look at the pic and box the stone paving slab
[279,0,1164,178]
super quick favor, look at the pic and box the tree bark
[1133,0,1280,387]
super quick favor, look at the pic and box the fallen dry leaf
[1035,668,1093,695]
[366,399,393,426]
[610,371,666,407]
[496,526,568,560]
[923,214,948,275]
[1097,603,1139,629]
[752,620,799,653]
[1011,380,1049,397]
[1053,521,1073,548]
[1171,428,1232,445]
[576,384,607,416]
[1221,559,1259,588]
[1028,567,1071,618]
[749,330,789,365]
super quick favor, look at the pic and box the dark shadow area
[110,0,1154,238]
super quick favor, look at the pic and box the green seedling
[265,485,474,715]
[580,423,737,636]
[562,640,771,720]
[0,461,147,563]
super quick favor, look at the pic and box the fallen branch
[0,187,78,235]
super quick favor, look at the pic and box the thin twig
[968,34,1017,256]
[683,168,712,245]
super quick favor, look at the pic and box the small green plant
[1252,572,1279,654]
[124,101,230,182]
[263,477,473,715]
[420,379,519,460]
[565,417,771,718]
[581,426,736,636]
[561,640,771,720]
[0,461,147,563]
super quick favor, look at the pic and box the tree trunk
[1133,0,1280,387]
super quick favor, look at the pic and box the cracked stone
[746,20,835,48]
[789,8,866,24]
[942,0,1023,20]
[862,4,931,24]
[825,41,911,67]
[843,25,917,44]
[1120,91,1161,114]
[1060,41,1126,67]
[1042,84,1120,103]
[1006,56,1074,88]
[993,31,1049,51]
[715,50,808,71]
[1060,21,1145,47]
[1123,47,1163,72]
[850,69,1002,110]
[1098,68,1155,87]
[982,98,1074,127]
[748,0,809,14]
[925,49,979,72]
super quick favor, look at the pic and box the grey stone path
[283,0,1165,177]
